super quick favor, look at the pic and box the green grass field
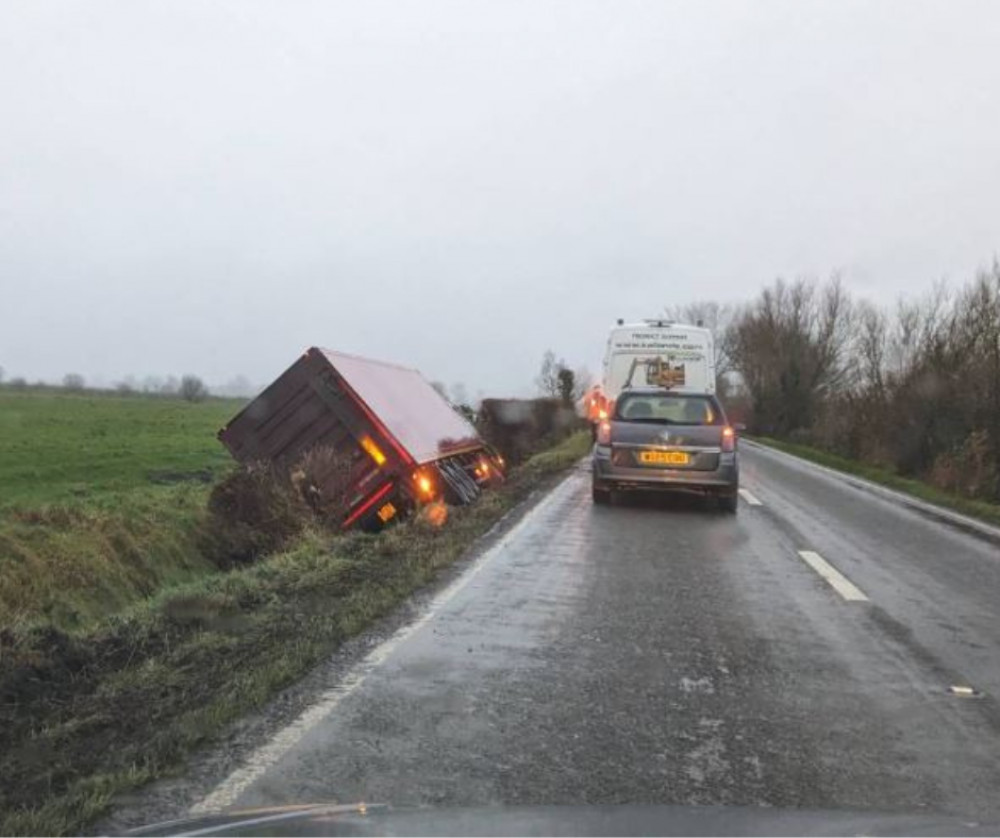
[0,389,247,630]
[0,389,244,508]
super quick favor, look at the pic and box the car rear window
[615,394,721,425]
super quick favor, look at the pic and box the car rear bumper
[592,446,739,494]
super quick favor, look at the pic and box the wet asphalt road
[186,443,1000,822]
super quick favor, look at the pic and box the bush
[200,465,314,568]
[929,430,997,499]
[179,375,209,403]
[477,397,582,464]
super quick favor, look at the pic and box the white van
[601,319,716,401]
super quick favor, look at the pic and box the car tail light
[721,426,736,452]
[597,421,612,445]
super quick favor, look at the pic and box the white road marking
[796,550,869,602]
[189,472,579,815]
[738,488,763,506]
[742,439,1000,546]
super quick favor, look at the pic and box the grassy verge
[0,431,591,836]
[0,487,217,632]
[750,436,1000,529]
[1,390,246,632]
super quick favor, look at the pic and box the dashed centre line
[738,488,763,506]
[797,550,870,602]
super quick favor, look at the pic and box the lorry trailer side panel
[218,347,499,530]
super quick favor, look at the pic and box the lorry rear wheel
[592,483,612,505]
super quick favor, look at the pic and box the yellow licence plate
[638,450,690,466]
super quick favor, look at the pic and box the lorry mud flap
[436,459,481,505]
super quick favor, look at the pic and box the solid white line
[741,439,1000,545]
[189,472,579,815]
[797,550,869,602]
[738,488,763,506]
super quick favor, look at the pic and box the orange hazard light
[414,472,435,497]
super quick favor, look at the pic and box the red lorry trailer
[218,347,503,530]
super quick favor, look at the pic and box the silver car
[591,388,740,512]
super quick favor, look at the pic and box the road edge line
[189,470,581,815]
[742,439,1000,548]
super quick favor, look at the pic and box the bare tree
[720,264,1000,499]
[665,300,735,376]
[535,350,565,398]
[855,301,888,397]
[179,375,209,403]
[63,373,85,392]
[725,277,854,436]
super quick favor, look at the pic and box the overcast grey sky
[2,1,999,396]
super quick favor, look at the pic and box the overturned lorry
[218,348,504,530]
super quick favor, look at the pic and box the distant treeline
[0,371,258,401]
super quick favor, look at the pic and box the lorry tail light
[598,408,608,420]
[721,426,736,453]
[360,435,387,466]
[340,482,394,529]
[597,421,612,445]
